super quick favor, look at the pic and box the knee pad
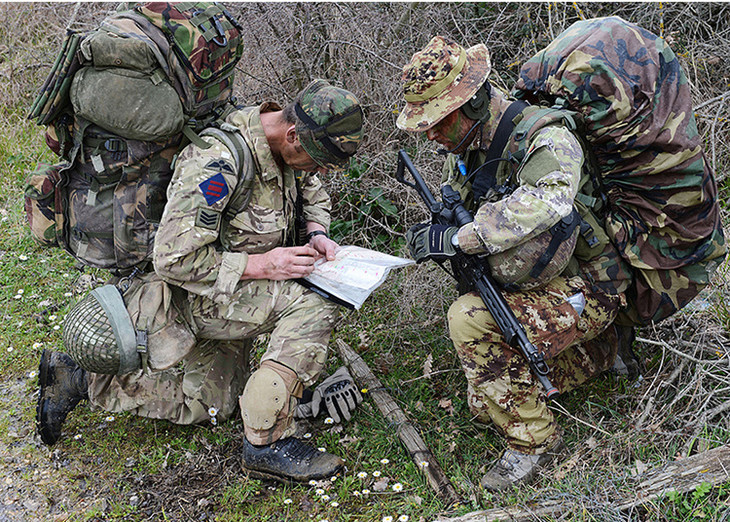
[240,360,302,432]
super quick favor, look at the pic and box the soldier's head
[397,36,492,154]
[284,80,364,174]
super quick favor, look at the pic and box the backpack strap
[471,100,529,204]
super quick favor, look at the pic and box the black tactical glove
[295,367,362,423]
[406,223,459,263]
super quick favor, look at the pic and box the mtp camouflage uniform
[89,101,342,444]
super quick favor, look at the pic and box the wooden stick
[336,339,462,506]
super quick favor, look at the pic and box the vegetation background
[0,2,729,521]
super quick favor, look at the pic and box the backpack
[25,2,253,274]
[511,16,726,326]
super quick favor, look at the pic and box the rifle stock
[397,149,558,399]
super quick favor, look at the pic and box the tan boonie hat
[397,36,491,132]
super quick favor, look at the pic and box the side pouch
[122,272,196,371]
[24,162,65,246]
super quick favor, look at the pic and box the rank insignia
[195,207,221,230]
[199,173,229,206]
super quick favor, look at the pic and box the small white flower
[105,415,115,422]
[74,434,82,440]
[48,315,57,321]
[309,480,317,486]
[318,447,326,452]
[210,416,217,426]
[7,347,13,353]
[315,488,325,496]
[303,432,312,439]
[64,292,73,297]
[362,489,370,495]
[13,295,21,300]
[330,501,339,507]
[419,461,429,468]
[40,259,47,263]
[63,273,70,278]
[324,417,334,424]
[283,498,293,505]
[380,458,390,465]
[352,491,361,497]
[330,476,337,482]
[53,325,60,331]
[321,520,329,522]
[32,342,42,350]
[17,289,24,295]
[321,494,331,502]
[372,470,381,477]
[18,255,28,261]
[392,483,403,492]
[357,471,368,479]
[208,407,218,417]
[383,517,394,522]
[398,516,410,522]
[29,371,37,379]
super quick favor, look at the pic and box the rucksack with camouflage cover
[511,16,725,326]
[25,2,253,274]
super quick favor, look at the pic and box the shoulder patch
[199,173,229,206]
[195,207,222,230]
[205,160,234,174]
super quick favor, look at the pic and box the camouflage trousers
[89,280,339,440]
[447,275,624,454]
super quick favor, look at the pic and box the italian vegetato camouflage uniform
[88,99,346,444]
[398,37,633,455]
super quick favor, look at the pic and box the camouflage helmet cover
[295,79,364,172]
[397,36,491,132]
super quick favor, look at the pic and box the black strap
[529,209,581,279]
[471,101,529,204]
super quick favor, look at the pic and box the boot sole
[242,464,344,485]
[36,350,53,442]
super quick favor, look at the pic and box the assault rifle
[396,149,559,399]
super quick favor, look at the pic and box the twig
[318,40,401,70]
[401,368,460,384]
[549,401,613,437]
[693,90,730,111]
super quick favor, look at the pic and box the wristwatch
[307,230,329,241]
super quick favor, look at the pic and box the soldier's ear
[285,124,297,144]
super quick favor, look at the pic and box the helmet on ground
[62,285,140,375]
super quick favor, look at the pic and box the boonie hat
[397,36,491,132]
[295,79,364,171]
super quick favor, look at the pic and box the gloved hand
[295,366,362,423]
[406,223,459,263]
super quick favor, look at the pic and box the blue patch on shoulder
[198,173,229,206]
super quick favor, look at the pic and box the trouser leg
[88,339,250,425]
[447,275,622,454]
[192,280,340,444]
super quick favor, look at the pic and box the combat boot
[36,350,88,446]
[241,436,344,483]
[611,324,642,381]
[480,439,566,491]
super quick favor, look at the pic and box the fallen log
[336,339,462,506]
[434,444,730,521]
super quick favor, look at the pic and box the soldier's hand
[406,223,459,263]
[244,246,320,280]
[309,234,338,261]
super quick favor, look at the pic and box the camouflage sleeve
[457,125,583,255]
[153,137,246,300]
[300,172,332,230]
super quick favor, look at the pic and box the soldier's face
[425,110,477,154]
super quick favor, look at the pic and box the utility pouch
[24,162,67,246]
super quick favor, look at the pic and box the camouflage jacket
[153,103,331,301]
[443,106,631,293]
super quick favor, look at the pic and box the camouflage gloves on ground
[407,223,459,263]
[295,366,362,423]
